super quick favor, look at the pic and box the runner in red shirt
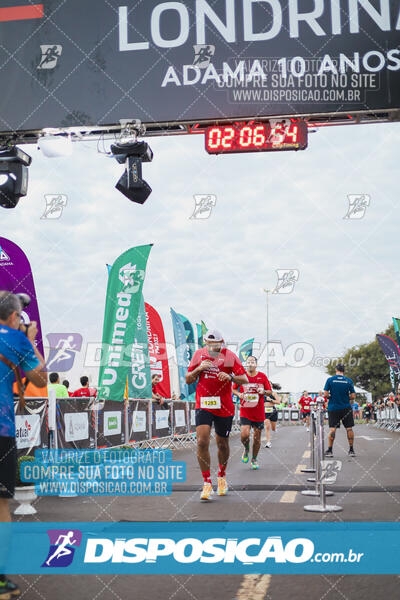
[186,329,248,501]
[72,376,97,398]
[298,390,312,430]
[232,356,272,470]
[152,374,169,408]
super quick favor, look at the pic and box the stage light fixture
[0,146,32,209]
[111,140,153,205]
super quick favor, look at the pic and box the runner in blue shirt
[0,292,46,598]
[324,364,356,457]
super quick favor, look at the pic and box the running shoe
[348,448,356,457]
[200,482,214,501]
[241,450,249,463]
[251,459,259,470]
[217,477,228,496]
[0,578,20,598]
[325,448,333,457]
[265,441,272,448]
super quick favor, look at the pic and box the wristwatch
[230,373,234,381]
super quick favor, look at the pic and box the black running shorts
[195,409,234,437]
[328,408,354,429]
[0,436,17,499]
[240,417,264,430]
[264,408,278,422]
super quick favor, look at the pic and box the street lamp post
[263,288,270,378]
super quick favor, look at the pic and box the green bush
[16,455,35,487]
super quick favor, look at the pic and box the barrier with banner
[13,398,327,455]
[14,398,48,457]
[127,399,151,444]
[96,400,126,448]
[151,402,172,439]
[172,402,188,436]
[55,398,97,450]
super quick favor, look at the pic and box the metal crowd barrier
[375,407,400,432]
[302,398,342,513]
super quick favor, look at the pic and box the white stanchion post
[304,397,342,512]
[301,403,316,474]
[47,389,57,449]
[147,399,152,441]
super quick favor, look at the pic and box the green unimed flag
[128,295,152,399]
[98,244,152,401]
[239,338,254,364]
[196,321,208,348]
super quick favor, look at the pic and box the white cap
[204,329,223,342]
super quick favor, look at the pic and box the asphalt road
[9,423,400,599]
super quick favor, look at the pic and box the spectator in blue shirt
[0,291,46,597]
[324,364,356,457]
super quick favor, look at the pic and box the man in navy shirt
[324,364,356,457]
[0,291,46,597]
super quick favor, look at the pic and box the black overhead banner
[0,0,399,134]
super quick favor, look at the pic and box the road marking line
[295,464,306,473]
[303,450,311,459]
[280,490,297,503]
[358,436,391,441]
[236,574,272,600]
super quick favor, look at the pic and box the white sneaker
[200,482,214,501]
[265,441,272,448]
[306,428,310,432]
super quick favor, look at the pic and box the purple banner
[376,334,400,379]
[0,237,44,357]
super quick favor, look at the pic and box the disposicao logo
[42,529,82,568]
[83,536,314,565]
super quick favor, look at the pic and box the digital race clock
[205,120,308,155]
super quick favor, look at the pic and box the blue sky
[1,121,398,391]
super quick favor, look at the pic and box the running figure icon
[46,335,78,370]
[45,531,77,566]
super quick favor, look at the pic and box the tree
[326,323,396,400]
